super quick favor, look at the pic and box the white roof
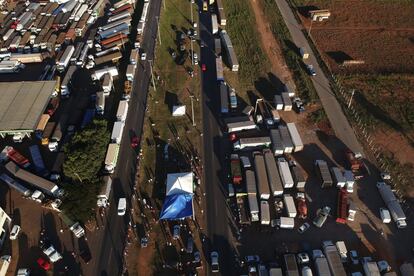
[166,172,193,196]
[172,105,186,116]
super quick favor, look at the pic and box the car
[228,183,235,197]
[380,208,391,223]
[141,237,148,248]
[37,257,51,270]
[201,40,205,48]
[313,206,331,228]
[248,265,257,273]
[188,67,194,77]
[117,198,126,216]
[297,252,310,264]
[173,225,180,240]
[131,135,139,148]
[171,51,177,60]
[239,156,251,168]
[349,250,359,265]
[9,225,21,240]
[298,222,310,234]
[186,237,194,253]
[201,64,206,71]
[306,64,316,76]
[245,255,260,263]
[141,52,147,61]
[211,251,219,272]
[193,251,201,264]
[193,53,198,65]
[293,97,305,113]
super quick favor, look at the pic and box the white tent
[166,172,193,196]
[172,105,186,117]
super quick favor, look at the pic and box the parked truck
[278,125,294,153]
[3,147,31,168]
[5,161,62,197]
[0,173,32,197]
[363,261,381,276]
[230,154,242,185]
[284,254,300,276]
[336,188,348,224]
[111,122,125,144]
[211,14,219,34]
[270,129,284,156]
[286,123,303,152]
[116,100,129,122]
[284,194,297,218]
[29,145,48,177]
[253,152,271,200]
[97,176,112,207]
[322,241,346,276]
[233,137,271,151]
[248,194,259,222]
[376,182,407,228]
[61,65,76,98]
[263,149,283,196]
[48,122,63,152]
[290,163,306,190]
[315,160,333,188]
[219,81,228,113]
[314,254,332,276]
[260,200,270,225]
[216,56,224,81]
[96,91,105,115]
[126,64,135,81]
[277,217,294,229]
[278,158,294,188]
[226,120,257,133]
[57,45,74,72]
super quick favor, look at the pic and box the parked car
[173,225,180,240]
[141,237,148,248]
[298,222,310,234]
[306,64,316,76]
[211,251,219,272]
[186,237,194,253]
[349,250,359,265]
[141,52,147,61]
[313,206,330,228]
[202,64,206,72]
[297,252,310,264]
[9,225,21,240]
[245,255,260,263]
[37,257,51,270]
[117,198,126,216]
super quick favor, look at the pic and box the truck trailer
[284,254,300,276]
[233,137,271,151]
[315,160,333,188]
[230,154,242,185]
[97,176,112,207]
[260,200,270,225]
[270,129,284,156]
[286,123,303,152]
[322,241,346,276]
[277,158,294,188]
[263,149,283,196]
[284,194,297,218]
[253,152,271,200]
[377,182,407,228]
[111,121,125,144]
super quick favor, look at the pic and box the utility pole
[190,95,195,126]
[308,19,313,37]
[148,60,156,92]
[190,2,194,66]
[163,0,165,10]
[156,16,161,45]
[348,89,355,108]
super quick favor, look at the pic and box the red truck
[336,188,348,224]
[296,193,307,218]
[230,154,242,185]
[5,146,31,168]
[46,97,60,116]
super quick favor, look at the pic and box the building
[0,207,11,250]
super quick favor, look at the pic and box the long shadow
[254,77,275,103]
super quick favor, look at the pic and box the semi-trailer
[284,254,300,276]
[281,92,292,111]
[331,167,346,188]
[270,129,284,156]
[41,122,56,145]
[237,196,250,225]
[226,120,257,133]
[216,0,226,25]
[315,160,333,188]
[274,94,284,110]
[10,53,43,63]
[111,121,125,144]
[48,121,63,152]
[219,81,228,113]
[314,254,332,276]
[253,152,271,200]
[278,125,294,153]
[277,217,294,229]
[0,173,32,197]
[336,188,348,224]
[277,158,294,188]
[246,169,257,195]
[263,149,283,196]
[233,137,271,151]
[104,143,120,174]
[214,37,221,56]
[260,200,270,225]
[290,163,306,189]
[92,66,118,80]
[219,30,239,71]
[5,161,62,197]
[99,23,129,39]
[116,100,129,122]
[36,114,51,138]
[284,194,297,218]
[0,60,24,73]
[108,10,131,23]
[248,194,259,222]
[322,241,346,276]
[94,51,122,66]
[286,123,303,152]
[211,14,219,34]
[376,182,407,228]
[110,4,133,15]
[77,43,89,66]
[102,73,113,95]
[97,176,112,207]
[29,145,48,177]
[216,56,224,81]
[129,48,139,65]
[126,64,135,81]
[57,45,74,72]
[61,65,76,98]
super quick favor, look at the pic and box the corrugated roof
[0,81,55,131]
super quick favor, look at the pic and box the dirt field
[295,0,414,73]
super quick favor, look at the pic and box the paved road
[199,9,235,276]
[85,1,162,275]
[274,0,364,154]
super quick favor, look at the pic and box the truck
[104,143,120,174]
[284,254,299,276]
[296,193,307,218]
[330,167,346,188]
[347,200,356,221]
[263,149,283,196]
[230,154,242,185]
[335,241,347,263]
[211,14,219,34]
[322,241,346,276]
[286,123,303,152]
[345,149,364,178]
[59,213,85,238]
[260,201,270,225]
[41,122,56,145]
[92,66,119,80]
[237,196,250,225]
[290,164,306,190]
[219,81,228,113]
[284,194,297,218]
[343,170,355,193]
[277,158,294,188]
[96,91,105,115]
[282,93,292,111]
[233,137,271,151]
[336,188,348,224]
[0,173,32,197]
[116,100,129,122]
[226,120,257,133]
[229,87,237,109]
[97,176,112,207]
[246,170,257,195]
[253,152,271,200]
[248,194,259,222]
[220,30,238,71]
[3,147,31,168]
[5,161,62,197]
[99,23,129,39]
[314,254,332,276]
[102,73,113,95]
[129,48,139,65]
[126,64,135,81]
[57,45,74,72]
[216,56,224,81]
[111,121,125,144]
[61,65,76,98]
[278,125,294,153]
[270,129,284,156]
[376,182,407,228]
[48,122,63,152]
[29,145,48,177]
[315,160,333,188]
[277,217,294,229]
[274,95,284,110]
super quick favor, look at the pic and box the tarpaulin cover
[160,193,193,220]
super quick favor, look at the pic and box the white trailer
[116,100,129,122]
[233,137,271,151]
[260,201,270,225]
[97,176,112,207]
[104,143,119,173]
[278,125,294,153]
[126,64,135,81]
[331,167,346,188]
[278,217,294,229]
[211,14,219,34]
[111,121,125,144]
[101,73,113,95]
[286,123,304,152]
[284,194,297,218]
[277,158,293,188]
[57,45,75,72]
[226,121,257,133]
[92,66,119,80]
[129,48,139,65]
[274,95,284,110]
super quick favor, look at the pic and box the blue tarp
[160,193,193,220]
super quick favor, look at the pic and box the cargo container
[216,56,224,81]
[220,30,239,71]
[211,14,219,34]
[284,254,300,276]
[291,164,306,189]
[214,37,221,56]
[99,23,129,39]
[269,129,284,156]
[29,145,48,176]
[330,167,346,188]
[278,125,294,153]
[230,154,242,185]
[248,194,259,222]
[0,173,32,197]
[126,64,135,81]
[216,0,226,25]
[116,100,129,122]
[263,149,283,196]
[219,81,228,113]
[284,194,297,218]
[92,66,119,80]
[281,92,292,111]
[104,143,120,173]
[274,94,283,110]
[96,91,105,115]
[57,45,74,72]
[277,158,294,188]
[315,160,333,188]
[111,121,125,144]
[260,200,270,225]
[314,256,332,276]
[376,182,407,228]
[36,114,51,137]
[253,152,271,200]
[129,48,138,65]
[3,147,30,168]
[233,137,271,151]
[226,120,257,133]
[277,217,294,229]
[286,123,303,152]
[322,241,346,276]
[5,161,62,197]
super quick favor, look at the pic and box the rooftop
[0,81,55,133]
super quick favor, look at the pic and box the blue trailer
[29,145,48,177]
[220,82,229,113]
[81,109,96,129]
[99,23,130,39]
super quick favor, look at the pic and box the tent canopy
[160,194,193,220]
[166,172,193,196]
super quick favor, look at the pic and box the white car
[298,222,310,234]
[297,252,310,264]
[211,251,219,272]
[141,52,147,61]
[117,198,127,216]
[9,225,21,240]
[380,208,391,223]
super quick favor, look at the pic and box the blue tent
[160,193,193,220]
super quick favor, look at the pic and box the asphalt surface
[85,1,162,275]
[274,0,364,154]
[199,9,235,276]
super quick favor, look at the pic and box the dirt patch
[250,0,294,86]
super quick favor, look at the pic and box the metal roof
[0,81,55,132]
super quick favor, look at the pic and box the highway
[199,8,235,276]
[85,1,162,275]
[274,0,364,154]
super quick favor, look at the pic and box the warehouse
[0,81,56,139]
